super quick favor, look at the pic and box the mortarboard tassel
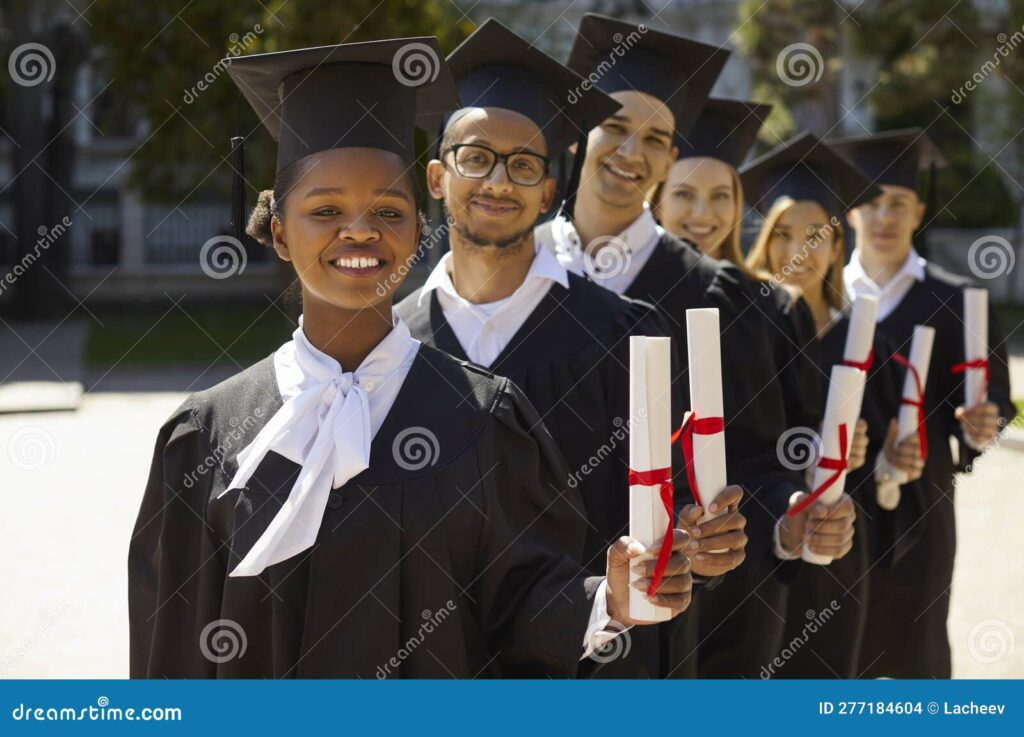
[559,130,589,223]
[914,161,937,259]
[231,135,246,244]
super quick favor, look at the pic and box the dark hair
[245,153,425,248]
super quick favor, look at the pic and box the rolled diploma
[889,325,936,491]
[843,295,879,366]
[629,336,673,622]
[685,308,728,525]
[803,365,866,565]
[964,288,988,407]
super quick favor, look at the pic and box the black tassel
[559,130,589,222]
[231,135,245,244]
[915,161,937,258]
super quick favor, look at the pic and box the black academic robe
[774,317,925,678]
[619,234,822,678]
[857,262,1015,678]
[398,273,684,677]
[129,344,600,679]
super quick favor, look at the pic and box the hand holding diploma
[606,532,694,626]
[778,492,856,561]
[952,288,999,449]
[676,485,748,577]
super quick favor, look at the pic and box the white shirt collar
[417,238,569,307]
[218,313,419,577]
[844,246,926,294]
[543,204,663,294]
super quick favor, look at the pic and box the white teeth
[607,162,641,181]
[332,256,381,269]
[686,225,715,235]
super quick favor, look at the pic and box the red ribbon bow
[787,423,848,517]
[950,358,990,407]
[670,411,726,509]
[627,466,674,597]
[842,347,874,373]
[891,352,929,460]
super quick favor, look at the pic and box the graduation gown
[129,344,599,678]
[620,234,822,678]
[774,316,925,678]
[398,273,683,677]
[857,263,1016,678]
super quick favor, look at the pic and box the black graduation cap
[739,131,882,215]
[675,98,773,168]
[566,13,730,138]
[826,128,947,190]
[224,38,459,241]
[444,18,621,157]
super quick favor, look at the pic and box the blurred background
[0,0,1022,678]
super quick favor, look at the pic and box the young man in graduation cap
[396,19,748,677]
[130,36,698,679]
[534,13,860,678]
[829,128,1016,678]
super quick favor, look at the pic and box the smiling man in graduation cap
[396,18,750,677]
[532,13,863,679]
[129,36,699,679]
[829,128,1016,678]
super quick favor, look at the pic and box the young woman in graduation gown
[745,192,927,678]
[128,39,694,679]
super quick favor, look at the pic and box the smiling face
[765,200,842,294]
[657,156,738,256]
[578,90,677,212]
[269,147,419,312]
[427,107,556,250]
[846,184,924,267]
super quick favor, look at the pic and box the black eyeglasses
[443,143,550,186]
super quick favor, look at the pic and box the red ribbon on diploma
[950,358,990,407]
[892,352,929,460]
[787,423,848,517]
[842,347,874,373]
[627,467,674,596]
[671,411,726,509]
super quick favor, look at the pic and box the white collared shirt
[843,246,927,321]
[539,204,663,295]
[418,241,569,367]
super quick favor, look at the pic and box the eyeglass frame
[441,143,551,186]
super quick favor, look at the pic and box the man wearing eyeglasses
[397,19,749,678]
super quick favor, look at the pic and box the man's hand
[606,530,692,626]
[847,418,869,472]
[956,402,1001,449]
[883,418,925,482]
[778,492,856,560]
[676,485,747,577]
